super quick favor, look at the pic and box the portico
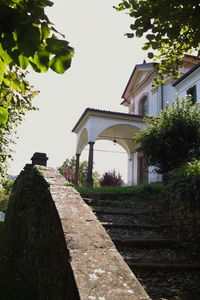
[72,108,145,186]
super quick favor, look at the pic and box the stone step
[101,221,170,229]
[112,238,179,248]
[125,261,200,271]
[118,246,200,265]
[83,198,119,207]
[93,208,160,216]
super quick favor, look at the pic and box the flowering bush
[99,170,124,187]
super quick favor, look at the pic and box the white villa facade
[72,55,200,186]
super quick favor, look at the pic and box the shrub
[164,160,200,212]
[99,170,124,187]
[134,96,200,175]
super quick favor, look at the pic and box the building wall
[175,68,200,102]
[126,68,200,185]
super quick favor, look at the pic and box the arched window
[140,96,148,116]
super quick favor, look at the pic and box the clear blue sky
[8,0,147,182]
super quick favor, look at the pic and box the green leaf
[49,54,72,74]
[29,60,43,72]
[136,30,143,37]
[3,77,10,87]
[125,33,134,38]
[46,38,70,55]
[148,52,154,59]
[0,44,12,64]
[40,0,54,7]
[19,24,41,57]
[41,22,50,40]
[10,79,19,91]
[18,54,29,69]
[130,24,137,30]
[0,107,8,126]
[31,47,50,72]
[0,58,6,85]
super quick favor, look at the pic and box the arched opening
[72,109,145,186]
[80,140,128,183]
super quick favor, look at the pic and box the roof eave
[121,62,158,100]
[173,62,200,87]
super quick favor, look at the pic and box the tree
[134,96,200,175]
[0,0,74,179]
[0,177,14,211]
[0,68,38,179]
[58,156,100,187]
[115,0,200,84]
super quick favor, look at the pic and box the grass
[76,183,165,213]
[76,182,164,201]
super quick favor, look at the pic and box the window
[187,85,197,104]
[140,96,148,116]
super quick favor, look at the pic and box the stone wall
[6,163,150,300]
[165,200,200,240]
[6,165,80,300]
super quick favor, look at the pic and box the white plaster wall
[127,153,161,185]
[175,68,200,102]
[129,82,160,117]
[149,90,158,116]
[127,154,135,185]
[127,153,138,185]
[87,116,144,142]
[163,83,177,107]
[148,166,162,183]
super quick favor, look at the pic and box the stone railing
[5,153,150,300]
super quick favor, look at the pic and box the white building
[72,55,200,186]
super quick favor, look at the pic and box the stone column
[86,142,95,187]
[133,152,138,185]
[127,153,135,186]
[74,153,80,185]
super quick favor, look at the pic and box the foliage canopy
[0,0,74,125]
[115,0,200,83]
[134,97,200,174]
[0,0,74,179]
[0,177,14,211]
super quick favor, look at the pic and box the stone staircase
[83,196,200,300]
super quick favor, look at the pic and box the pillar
[74,153,80,185]
[127,153,135,186]
[133,152,138,185]
[86,142,95,187]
